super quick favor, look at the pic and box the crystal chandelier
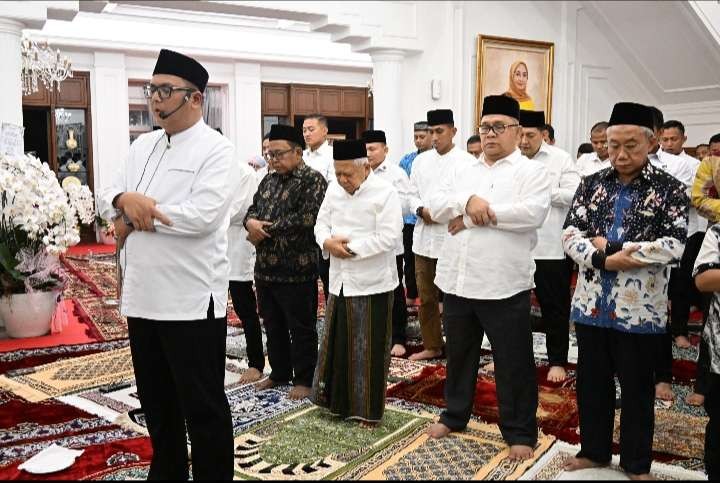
[21,37,73,96]
[54,108,72,124]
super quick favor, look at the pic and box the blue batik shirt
[399,150,419,224]
[562,162,689,334]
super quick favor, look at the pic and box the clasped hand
[465,195,496,226]
[246,218,273,246]
[117,192,172,232]
[323,235,354,259]
[592,237,647,271]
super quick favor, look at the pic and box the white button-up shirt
[531,142,581,259]
[576,152,611,178]
[652,149,704,235]
[373,159,413,256]
[315,170,402,297]
[98,119,239,320]
[303,140,335,184]
[409,146,476,259]
[228,162,259,282]
[429,148,551,300]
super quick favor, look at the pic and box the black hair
[710,134,720,145]
[467,135,481,145]
[577,143,594,155]
[304,114,328,127]
[590,121,609,134]
[649,106,664,131]
[661,120,685,135]
[542,124,555,141]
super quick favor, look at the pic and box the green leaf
[0,242,23,282]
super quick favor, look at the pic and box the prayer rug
[0,347,134,402]
[226,328,268,360]
[349,420,555,480]
[388,357,431,383]
[613,408,707,460]
[386,365,580,444]
[233,405,428,480]
[482,332,579,365]
[66,243,117,257]
[0,340,129,375]
[654,384,707,418]
[519,441,707,480]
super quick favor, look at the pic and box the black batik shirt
[244,162,328,283]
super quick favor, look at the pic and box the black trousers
[575,323,658,475]
[402,224,418,299]
[256,280,317,387]
[670,232,705,337]
[706,373,720,481]
[392,255,409,345]
[533,259,572,366]
[228,280,264,372]
[440,291,538,447]
[127,300,233,481]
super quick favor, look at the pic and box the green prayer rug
[233,405,429,480]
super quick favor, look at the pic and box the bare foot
[547,366,567,383]
[426,422,452,439]
[674,335,692,349]
[655,382,674,401]
[359,420,379,429]
[254,377,279,391]
[563,456,606,472]
[508,445,534,461]
[238,367,263,384]
[685,392,705,406]
[627,472,653,480]
[390,344,407,357]
[408,349,442,361]
[288,385,311,400]
[482,361,495,372]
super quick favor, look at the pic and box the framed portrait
[475,35,555,130]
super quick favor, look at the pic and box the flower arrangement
[95,214,115,238]
[0,153,95,295]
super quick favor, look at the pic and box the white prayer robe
[98,119,240,320]
[315,170,402,297]
[530,142,581,259]
[652,149,704,235]
[429,148,551,300]
[372,159,413,256]
[408,146,476,259]
[576,152,611,178]
[228,161,259,282]
[303,140,335,184]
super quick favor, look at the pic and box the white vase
[0,291,59,338]
[99,232,115,246]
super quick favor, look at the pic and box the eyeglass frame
[143,83,198,101]
[478,123,520,135]
[265,147,296,160]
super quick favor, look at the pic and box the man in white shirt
[303,114,333,312]
[312,139,402,427]
[362,129,413,357]
[228,161,265,384]
[576,122,611,177]
[99,49,237,480]
[408,109,476,361]
[426,95,550,462]
[518,109,581,383]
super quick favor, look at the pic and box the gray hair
[352,157,369,166]
[606,125,655,140]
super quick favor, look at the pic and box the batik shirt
[562,162,688,333]
[693,225,720,375]
[244,162,327,283]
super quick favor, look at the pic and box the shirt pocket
[157,168,196,203]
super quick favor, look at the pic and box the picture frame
[475,35,555,131]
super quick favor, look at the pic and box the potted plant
[96,214,115,245]
[0,153,95,338]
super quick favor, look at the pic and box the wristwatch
[416,206,424,218]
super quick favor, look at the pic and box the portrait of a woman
[504,60,534,110]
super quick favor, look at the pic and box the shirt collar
[374,159,389,173]
[165,118,205,146]
[346,169,374,197]
[602,159,654,185]
[479,148,522,168]
[307,140,330,155]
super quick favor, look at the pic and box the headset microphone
[157,94,190,120]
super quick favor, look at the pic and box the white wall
[661,100,720,147]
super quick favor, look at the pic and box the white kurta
[98,119,239,320]
[651,149,704,235]
[531,142,581,260]
[303,140,335,184]
[408,146,476,259]
[576,152,611,178]
[315,170,402,297]
[372,159,413,256]
[228,162,259,282]
[429,148,551,300]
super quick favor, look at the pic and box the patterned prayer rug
[348,420,555,480]
[654,384,708,418]
[388,357,431,383]
[519,441,707,480]
[386,365,580,444]
[0,347,134,402]
[226,328,268,360]
[613,408,707,460]
[482,332,579,365]
[0,340,129,375]
[233,405,428,480]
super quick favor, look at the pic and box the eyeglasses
[478,123,520,135]
[266,148,295,160]
[143,83,196,100]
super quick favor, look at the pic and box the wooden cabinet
[262,84,289,115]
[55,76,88,107]
[22,82,52,106]
[341,89,366,117]
[292,87,319,115]
[319,89,342,116]
[263,83,368,119]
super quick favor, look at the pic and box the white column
[0,19,24,127]
[232,62,262,162]
[370,49,404,163]
[92,52,129,196]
